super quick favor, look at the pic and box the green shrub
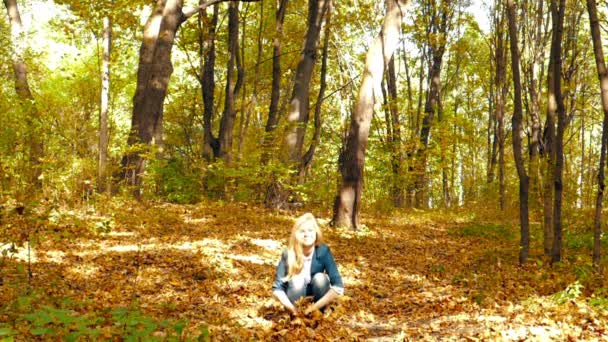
[148,158,202,204]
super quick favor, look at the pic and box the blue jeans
[286,273,330,304]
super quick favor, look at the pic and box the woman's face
[295,221,317,247]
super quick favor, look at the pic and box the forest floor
[1,199,608,341]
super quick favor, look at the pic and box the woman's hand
[288,305,298,315]
[303,305,316,315]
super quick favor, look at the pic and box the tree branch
[183,0,259,20]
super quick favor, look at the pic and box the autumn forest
[2,0,608,340]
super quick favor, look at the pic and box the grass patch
[563,231,608,251]
[449,223,514,241]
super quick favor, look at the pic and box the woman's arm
[272,251,296,313]
[304,288,338,314]
[273,290,297,314]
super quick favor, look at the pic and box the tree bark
[542,0,558,256]
[506,0,530,265]
[3,0,43,186]
[98,16,111,193]
[200,3,220,161]
[333,0,409,229]
[387,57,403,207]
[284,0,329,163]
[586,0,607,269]
[550,0,566,264]
[261,0,289,164]
[120,0,167,195]
[218,1,241,164]
[491,3,507,210]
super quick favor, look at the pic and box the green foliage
[563,231,608,251]
[589,288,608,312]
[553,281,584,304]
[449,223,514,241]
[0,293,208,341]
[148,158,202,204]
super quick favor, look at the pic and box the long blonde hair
[284,213,323,280]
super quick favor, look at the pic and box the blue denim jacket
[272,243,344,292]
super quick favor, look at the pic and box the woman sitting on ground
[272,213,344,315]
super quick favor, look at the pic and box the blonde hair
[284,213,323,281]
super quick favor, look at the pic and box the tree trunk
[120,0,258,195]
[522,0,546,219]
[492,5,507,210]
[261,0,289,164]
[387,57,403,207]
[120,0,167,195]
[98,16,111,193]
[200,3,220,160]
[284,0,329,163]
[506,0,530,265]
[333,0,409,230]
[543,1,558,256]
[3,0,43,187]
[218,1,241,164]
[236,3,249,161]
[300,5,331,177]
[414,0,451,208]
[237,1,264,159]
[550,0,566,264]
[586,0,606,269]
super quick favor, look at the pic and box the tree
[217,1,242,163]
[3,0,43,188]
[489,1,507,210]
[506,0,530,265]
[200,3,219,161]
[585,0,607,270]
[549,0,566,263]
[261,0,289,164]
[333,0,409,230]
[120,0,258,196]
[413,0,456,208]
[98,16,111,193]
[284,0,330,163]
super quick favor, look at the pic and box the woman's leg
[286,276,307,303]
[310,273,330,302]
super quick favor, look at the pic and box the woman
[272,213,344,315]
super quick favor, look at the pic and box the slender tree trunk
[236,4,249,161]
[200,3,220,160]
[333,0,409,230]
[238,1,264,159]
[586,0,607,270]
[414,0,451,208]
[284,0,329,163]
[3,0,43,187]
[261,0,288,164]
[523,0,546,219]
[543,1,558,255]
[218,1,241,163]
[98,16,111,193]
[493,7,508,210]
[506,0,530,265]
[550,0,566,264]
[387,57,404,207]
[300,4,332,177]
